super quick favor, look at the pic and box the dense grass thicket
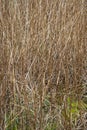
[0,0,87,130]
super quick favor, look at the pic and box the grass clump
[0,0,86,130]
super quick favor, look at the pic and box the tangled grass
[0,0,87,130]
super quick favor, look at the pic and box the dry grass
[0,0,87,130]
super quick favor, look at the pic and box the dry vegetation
[0,0,87,130]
